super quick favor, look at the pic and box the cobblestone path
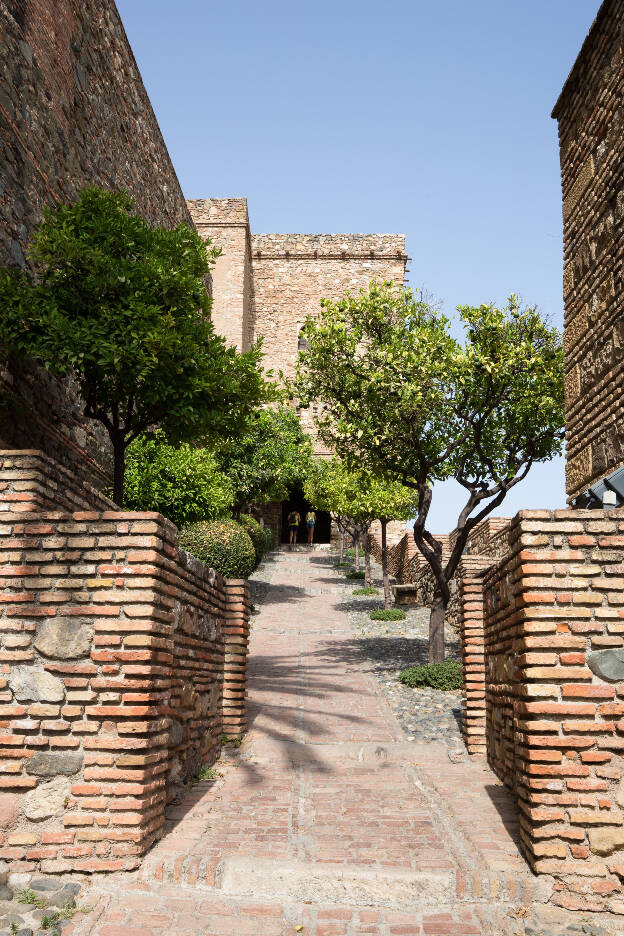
[67,550,615,936]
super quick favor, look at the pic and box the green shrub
[239,514,265,565]
[345,547,356,557]
[353,587,379,596]
[399,660,462,691]
[345,570,365,580]
[179,519,256,579]
[369,608,406,621]
[264,526,276,552]
[124,431,234,527]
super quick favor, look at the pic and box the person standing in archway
[288,509,301,548]
[306,510,316,544]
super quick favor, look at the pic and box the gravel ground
[341,567,464,751]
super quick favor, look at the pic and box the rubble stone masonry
[552,0,624,499]
[0,453,250,874]
[0,0,192,486]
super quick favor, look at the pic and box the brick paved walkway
[68,549,547,936]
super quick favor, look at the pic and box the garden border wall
[0,452,250,875]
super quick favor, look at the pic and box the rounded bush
[399,660,462,691]
[239,514,266,565]
[345,570,366,580]
[353,587,379,596]
[179,520,256,579]
[369,608,406,621]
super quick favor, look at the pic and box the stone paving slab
[66,549,623,936]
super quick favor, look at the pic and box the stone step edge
[143,852,542,908]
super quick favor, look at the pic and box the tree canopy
[304,458,415,589]
[297,281,565,659]
[0,187,273,504]
[216,405,314,512]
[124,431,234,527]
[304,458,414,527]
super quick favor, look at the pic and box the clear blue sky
[117,0,600,533]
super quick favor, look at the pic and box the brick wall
[0,453,250,874]
[458,557,492,756]
[0,450,114,514]
[481,507,624,913]
[552,0,624,499]
[0,0,192,487]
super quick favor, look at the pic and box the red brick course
[0,453,250,874]
[481,507,624,912]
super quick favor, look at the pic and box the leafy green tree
[217,405,314,513]
[303,459,363,565]
[0,187,272,505]
[304,458,414,599]
[297,282,565,661]
[123,431,234,527]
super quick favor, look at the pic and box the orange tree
[296,282,564,661]
[0,187,272,505]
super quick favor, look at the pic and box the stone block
[24,753,83,778]
[8,668,65,703]
[34,620,91,660]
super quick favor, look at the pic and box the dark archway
[281,485,331,544]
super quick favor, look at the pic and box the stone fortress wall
[551,0,624,500]
[0,0,192,489]
[187,199,408,460]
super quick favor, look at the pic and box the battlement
[187,197,250,226]
[251,233,407,259]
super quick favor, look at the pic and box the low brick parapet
[458,557,492,757]
[482,507,624,913]
[0,453,251,875]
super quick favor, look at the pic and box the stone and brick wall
[552,0,624,499]
[193,217,408,458]
[0,0,192,487]
[474,508,624,913]
[187,199,253,352]
[0,450,115,515]
[458,557,492,757]
[0,453,250,875]
[250,234,407,394]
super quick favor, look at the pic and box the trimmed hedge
[399,660,462,691]
[239,514,266,565]
[369,608,406,621]
[179,519,256,579]
[353,587,379,596]
[345,570,366,580]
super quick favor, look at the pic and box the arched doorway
[281,485,331,544]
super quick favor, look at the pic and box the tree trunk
[339,529,345,563]
[429,585,446,663]
[364,537,371,586]
[354,534,360,571]
[381,519,391,609]
[112,438,126,508]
